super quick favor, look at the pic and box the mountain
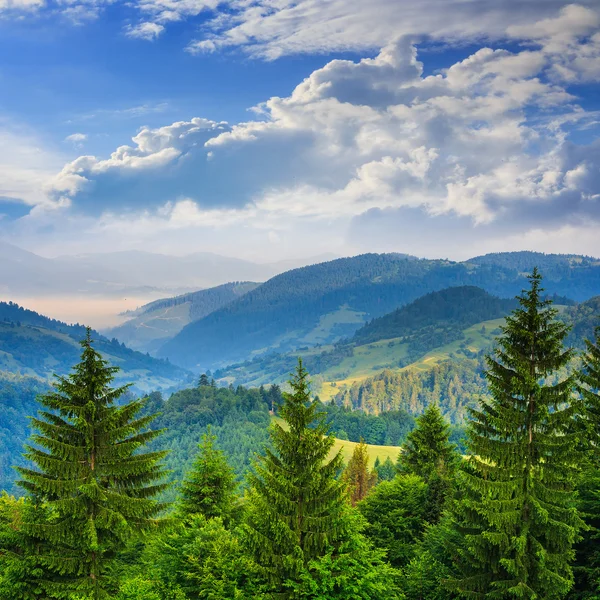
[105,282,260,352]
[351,286,515,346]
[159,252,600,370]
[214,286,514,388]
[0,301,191,392]
[0,241,331,298]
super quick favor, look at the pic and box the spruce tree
[343,439,377,505]
[398,403,457,523]
[397,403,456,481]
[178,427,237,522]
[571,324,600,597]
[451,269,584,599]
[16,329,169,599]
[244,359,348,595]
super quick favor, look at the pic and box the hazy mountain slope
[105,282,259,352]
[0,301,191,392]
[215,287,513,387]
[0,241,330,297]
[159,252,600,370]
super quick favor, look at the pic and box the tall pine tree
[571,324,600,598]
[244,359,348,595]
[451,269,584,599]
[17,329,169,600]
[178,427,237,522]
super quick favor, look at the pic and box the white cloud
[182,0,600,59]
[0,0,44,13]
[0,125,65,208]
[64,133,88,149]
[9,5,600,260]
[125,21,165,40]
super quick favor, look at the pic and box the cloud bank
[3,4,600,260]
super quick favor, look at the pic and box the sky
[1,0,600,262]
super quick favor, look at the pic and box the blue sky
[1,0,599,261]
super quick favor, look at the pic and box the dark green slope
[0,301,191,391]
[215,285,516,386]
[106,281,259,352]
[352,286,516,346]
[159,252,600,371]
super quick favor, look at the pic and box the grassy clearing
[318,317,506,401]
[300,305,366,346]
[271,416,398,466]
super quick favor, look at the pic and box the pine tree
[244,359,348,595]
[579,323,600,455]
[571,324,600,597]
[375,456,396,482]
[178,427,237,522]
[343,439,377,505]
[451,269,584,599]
[398,403,457,524]
[198,374,210,387]
[16,328,169,600]
[397,403,456,482]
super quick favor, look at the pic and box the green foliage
[451,269,584,599]
[0,493,49,600]
[244,359,349,594]
[321,403,415,446]
[570,324,600,598]
[137,515,261,599]
[150,384,275,497]
[398,404,458,523]
[336,360,488,423]
[178,428,237,522]
[16,329,170,599]
[358,474,429,568]
[398,404,457,482]
[353,286,515,347]
[375,457,396,482]
[0,372,50,493]
[286,510,404,600]
[115,576,187,600]
[402,517,462,600]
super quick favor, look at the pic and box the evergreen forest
[1,269,600,599]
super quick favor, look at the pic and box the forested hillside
[106,281,259,352]
[0,372,50,494]
[159,252,600,370]
[214,286,515,387]
[351,285,515,345]
[0,301,191,390]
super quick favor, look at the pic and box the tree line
[0,268,599,599]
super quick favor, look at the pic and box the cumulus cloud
[125,21,165,40]
[10,5,600,259]
[182,0,600,59]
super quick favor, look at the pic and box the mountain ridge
[159,252,600,370]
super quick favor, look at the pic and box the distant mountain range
[105,282,259,352]
[0,240,336,297]
[156,251,600,370]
